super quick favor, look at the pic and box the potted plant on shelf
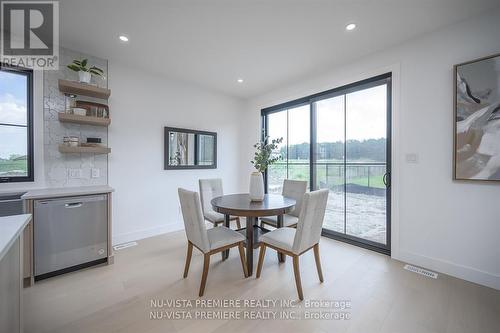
[67,59,105,84]
[249,136,283,201]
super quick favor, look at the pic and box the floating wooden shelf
[58,145,111,154]
[58,113,111,126]
[58,79,111,99]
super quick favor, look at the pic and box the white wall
[108,62,244,245]
[241,9,500,290]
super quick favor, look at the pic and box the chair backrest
[178,188,210,253]
[292,189,329,254]
[198,178,223,216]
[282,179,308,217]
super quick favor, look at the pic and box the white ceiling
[59,0,500,99]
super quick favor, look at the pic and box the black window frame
[261,73,392,255]
[0,64,34,183]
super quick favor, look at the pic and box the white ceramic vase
[249,172,265,201]
[78,71,91,84]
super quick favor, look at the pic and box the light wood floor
[24,230,500,333]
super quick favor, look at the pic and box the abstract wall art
[454,54,500,181]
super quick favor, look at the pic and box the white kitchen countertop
[0,214,32,262]
[21,185,114,200]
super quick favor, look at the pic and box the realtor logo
[1,1,59,69]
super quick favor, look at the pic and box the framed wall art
[454,53,500,181]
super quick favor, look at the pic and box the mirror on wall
[164,127,217,169]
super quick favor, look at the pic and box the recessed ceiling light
[237,78,244,83]
[345,23,356,31]
[119,35,129,42]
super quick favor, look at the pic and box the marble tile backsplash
[43,48,109,187]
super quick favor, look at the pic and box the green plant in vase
[249,136,283,201]
[67,59,105,84]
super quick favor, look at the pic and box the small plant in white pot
[67,59,105,84]
[249,136,283,201]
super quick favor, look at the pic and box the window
[0,65,33,182]
[265,104,310,194]
[262,73,391,255]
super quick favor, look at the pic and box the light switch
[91,168,100,178]
[68,169,82,179]
[405,153,419,163]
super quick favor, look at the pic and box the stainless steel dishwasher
[34,195,108,280]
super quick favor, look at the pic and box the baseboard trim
[398,250,500,290]
[112,223,184,246]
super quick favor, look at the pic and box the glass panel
[345,84,387,245]
[288,105,310,188]
[267,111,287,194]
[0,71,27,126]
[168,131,195,166]
[267,163,287,194]
[315,96,345,234]
[0,125,28,177]
[197,134,215,165]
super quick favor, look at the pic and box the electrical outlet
[68,168,82,179]
[91,168,100,178]
[405,153,419,163]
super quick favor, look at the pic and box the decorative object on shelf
[72,107,86,116]
[454,53,500,181]
[249,136,283,201]
[70,136,79,147]
[164,127,217,170]
[86,137,102,144]
[65,94,77,113]
[62,136,80,147]
[75,101,109,118]
[67,59,105,84]
[82,138,103,148]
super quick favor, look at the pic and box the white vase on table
[249,172,264,201]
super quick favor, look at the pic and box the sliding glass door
[263,74,391,254]
[344,85,388,245]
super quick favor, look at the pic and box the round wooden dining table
[211,193,296,276]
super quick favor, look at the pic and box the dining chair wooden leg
[276,215,286,263]
[183,242,193,278]
[236,217,241,229]
[238,242,248,278]
[256,244,266,278]
[292,255,304,301]
[313,244,324,283]
[199,254,211,297]
[222,215,231,261]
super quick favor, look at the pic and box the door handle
[65,202,83,208]
[383,172,391,188]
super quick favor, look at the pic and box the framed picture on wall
[454,53,500,181]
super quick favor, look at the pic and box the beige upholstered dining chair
[260,179,307,228]
[199,178,241,229]
[178,188,248,296]
[256,189,329,300]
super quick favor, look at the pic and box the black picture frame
[164,127,217,170]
